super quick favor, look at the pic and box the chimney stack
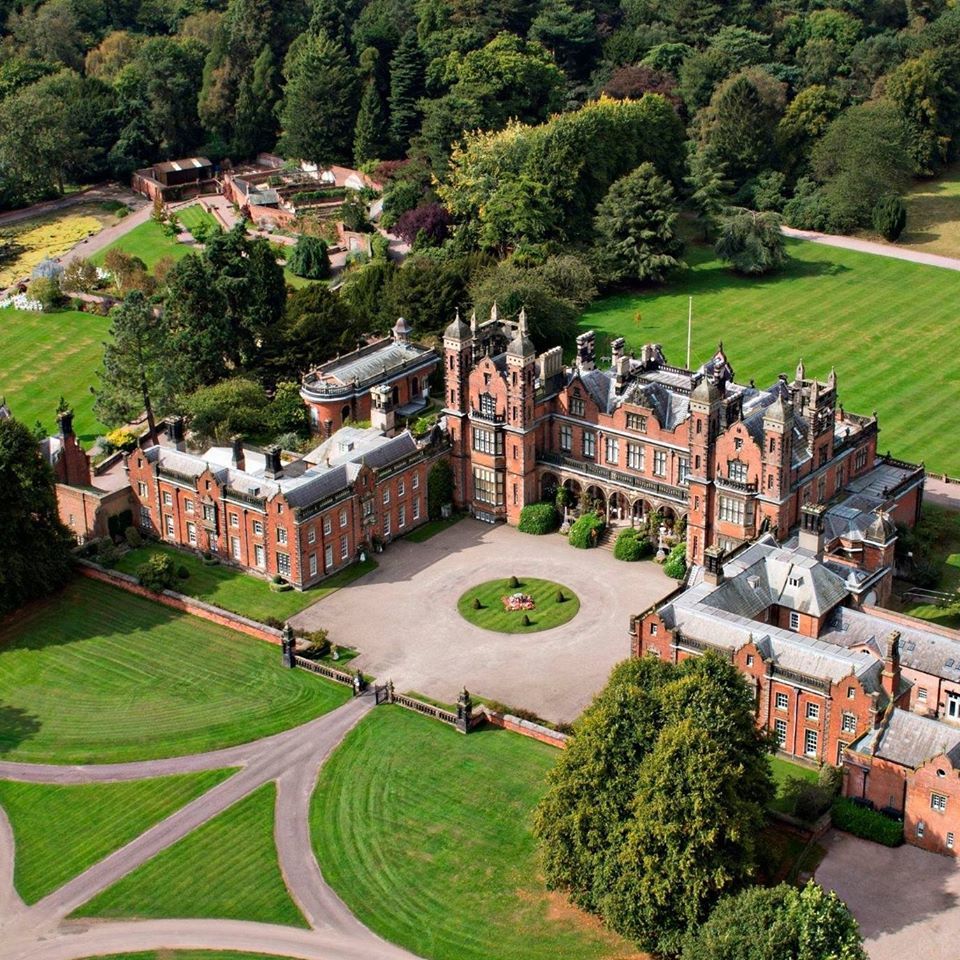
[168,416,186,451]
[265,445,283,479]
[798,503,826,558]
[703,544,725,586]
[882,631,901,700]
[370,383,396,437]
[575,331,596,373]
[57,408,74,439]
[231,436,245,472]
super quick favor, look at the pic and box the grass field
[894,503,960,630]
[890,165,960,258]
[0,202,121,287]
[311,707,637,960]
[769,755,818,814]
[581,238,960,475]
[404,515,464,543]
[0,577,350,764]
[114,545,376,622]
[93,205,217,270]
[457,578,580,634]
[76,783,307,927]
[0,770,232,903]
[0,306,109,441]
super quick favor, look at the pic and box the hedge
[613,528,652,562]
[663,541,687,579]
[831,797,903,847]
[568,512,604,549]
[518,502,560,535]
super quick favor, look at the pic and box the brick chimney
[167,416,186,451]
[799,503,826,557]
[57,408,74,438]
[265,445,283,479]
[703,544,725,586]
[881,630,901,700]
[231,436,245,472]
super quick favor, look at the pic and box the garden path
[781,225,960,271]
[0,694,419,960]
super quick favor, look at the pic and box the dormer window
[728,460,748,483]
[479,393,496,418]
[788,575,803,587]
[734,438,743,450]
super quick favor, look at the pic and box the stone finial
[490,301,499,324]
[796,358,805,382]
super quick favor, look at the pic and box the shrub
[287,235,330,279]
[518,502,560,535]
[663,541,687,579]
[818,763,844,797]
[831,797,903,847]
[509,575,521,588]
[27,276,63,311]
[263,616,284,630]
[522,613,532,626]
[568,511,605,549]
[124,526,142,548]
[781,777,833,822]
[137,553,176,592]
[472,596,482,610]
[177,564,189,580]
[103,427,138,452]
[556,589,565,603]
[872,194,906,242]
[296,627,330,658]
[94,540,122,568]
[614,528,653,562]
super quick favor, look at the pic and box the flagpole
[686,296,692,370]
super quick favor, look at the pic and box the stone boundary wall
[482,707,569,749]
[76,560,282,644]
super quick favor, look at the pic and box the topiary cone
[522,613,532,626]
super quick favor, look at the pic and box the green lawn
[769,755,818,814]
[0,769,233,903]
[75,783,307,927]
[0,577,350,764]
[892,163,960,259]
[458,577,580,634]
[176,204,218,236]
[404,514,464,543]
[581,238,960,475]
[0,306,109,442]
[114,544,376,622]
[94,219,195,270]
[311,707,637,960]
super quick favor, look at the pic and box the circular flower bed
[457,577,580,634]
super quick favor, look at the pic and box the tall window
[339,509,348,528]
[627,443,645,471]
[307,527,316,544]
[473,467,504,505]
[626,413,647,433]
[718,496,744,524]
[340,534,349,560]
[253,520,264,536]
[384,512,391,537]
[277,527,287,545]
[137,481,148,497]
[413,498,420,520]
[323,516,332,535]
[184,499,195,514]
[309,553,317,577]
[653,450,666,476]
[254,544,265,567]
[231,536,241,559]
[605,436,619,465]
[775,692,789,711]
[559,424,572,452]
[678,458,690,486]
[186,522,197,545]
[727,460,748,483]
[479,393,497,418]
[570,396,585,417]
[806,702,820,720]
[804,729,818,758]
[277,553,291,577]
[789,611,801,631]
[473,428,501,454]
[774,719,787,746]
[399,504,406,528]
[932,793,948,813]
[582,431,596,459]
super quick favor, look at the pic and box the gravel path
[0,694,418,960]
[782,225,960,271]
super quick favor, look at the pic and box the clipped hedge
[568,512,605,549]
[663,541,687,579]
[518,502,560,535]
[613,528,652,562]
[831,797,903,847]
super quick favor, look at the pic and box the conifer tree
[388,29,423,155]
[233,46,279,158]
[354,75,385,164]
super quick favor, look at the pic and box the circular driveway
[290,519,676,723]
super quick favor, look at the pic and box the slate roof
[309,338,434,389]
[145,427,420,513]
[821,606,960,684]
[852,709,960,769]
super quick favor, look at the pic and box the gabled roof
[852,709,960,769]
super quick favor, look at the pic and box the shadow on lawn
[0,704,41,756]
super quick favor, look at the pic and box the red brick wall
[906,756,960,856]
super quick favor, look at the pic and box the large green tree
[681,881,867,960]
[233,45,280,159]
[94,292,176,444]
[354,74,386,164]
[715,207,786,275]
[535,653,774,956]
[0,416,74,617]
[388,29,425,155]
[592,162,684,284]
[277,30,357,164]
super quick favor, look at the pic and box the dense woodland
[4,0,960,432]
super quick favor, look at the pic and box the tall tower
[505,308,537,524]
[762,388,793,535]
[443,309,473,508]
[686,376,722,565]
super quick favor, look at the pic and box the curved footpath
[781,225,960,272]
[0,695,419,960]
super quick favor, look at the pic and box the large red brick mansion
[443,307,924,563]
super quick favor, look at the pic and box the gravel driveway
[290,519,675,724]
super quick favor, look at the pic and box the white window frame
[804,729,818,758]
[774,718,787,746]
[932,793,948,813]
[806,702,820,721]
[309,553,317,576]
[307,526,316,544]
[605,436,619,465]
[789,611,801,631]
[254,544,265,568]
[231,536,241,560]
[253,520,264,536]
[186,521,197,545]
[340,534,348,560]
[775,692,789,711]
[277,527,288,545]
[413,498,420,520]
[582,431,596,459]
